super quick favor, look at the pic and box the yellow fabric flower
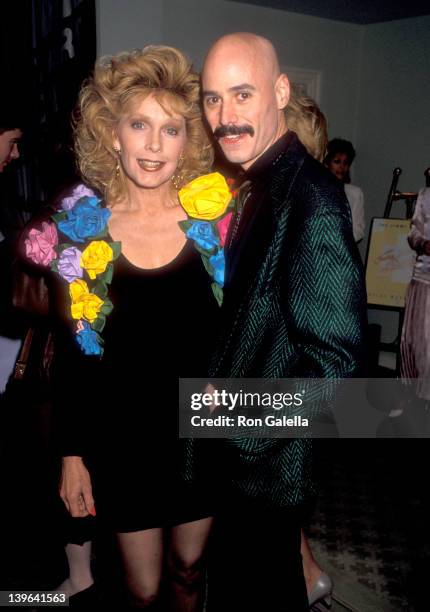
[178,172,232,221]
[69,279,103,322]
[80,240,113,280]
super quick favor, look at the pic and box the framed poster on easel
[365,217,415,310]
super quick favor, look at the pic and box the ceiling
[230,0,430,24]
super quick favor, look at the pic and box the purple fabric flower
[61,184,96,211]
[58,247,83,282]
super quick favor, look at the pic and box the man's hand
[204,383,218,413]
[60,456,95,518]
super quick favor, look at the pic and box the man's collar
[236,130,295,186]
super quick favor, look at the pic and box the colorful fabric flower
[178,173,236,305]
[179,172,232,220]
[226,178,239,199]
[186,221,219,251]
[209,249,225,287]
[58,197,111,243]
[76,321,103,356]
[216,211,233,248]
[58,247,83,282]
[80,240,113,280]
[24,222,58,266]
[30,184,120,357]
[69,279,104,323]
[61,184,96,211]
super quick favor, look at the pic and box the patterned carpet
[307,440,430,612]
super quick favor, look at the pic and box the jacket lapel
[224,182,272,294]
[222,133,307,314]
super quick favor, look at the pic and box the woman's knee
[127,585,159,609]
[168,552,205,590]
[125,574,161,609]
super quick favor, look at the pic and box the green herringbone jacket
[187,132,367,509]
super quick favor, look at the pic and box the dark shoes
[68,583,99,608]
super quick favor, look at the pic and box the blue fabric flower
[209,249,225,287]
[58,197,111,243]
[76,322,103,355]
[186,220,219,251]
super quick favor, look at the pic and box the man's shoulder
[269,135,340,194]
[276,147,346,214]
[295,152,340,195]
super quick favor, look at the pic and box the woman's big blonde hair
[285,95,328,162]
[74,46,213,204]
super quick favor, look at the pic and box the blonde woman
[286,94,328,162]
[26,47,219,610]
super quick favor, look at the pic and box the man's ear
[275,73,290,110]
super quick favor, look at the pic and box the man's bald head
[204,33,281,85]
[202,33,289,169]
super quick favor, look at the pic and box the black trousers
[207,498,308,612]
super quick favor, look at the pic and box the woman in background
[324,138,365,243]
[401,187,430,401]
[285,95,327,163]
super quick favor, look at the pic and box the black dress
[51,239,219,533]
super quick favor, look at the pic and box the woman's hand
[60,456,96,518]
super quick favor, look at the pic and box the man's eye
[165,127,178,136]
[238,92,251,101]
[205,96,220,106]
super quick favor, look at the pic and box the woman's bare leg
[117,528,164,609]
[301,530,323,594]
[167,517,213,612]
[54,541,94,597]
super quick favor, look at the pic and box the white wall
[164,0,363,141]
[96,0,362,142]
[96,0,163,56]
[355,15,430,219]
[355,15,430,341]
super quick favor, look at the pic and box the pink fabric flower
[216,212,233,247]
[24,222,58,266]
[61,184,96,211]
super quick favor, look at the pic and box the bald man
[201,34,367,610]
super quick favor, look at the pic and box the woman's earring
[113,148,121,177]
[171,152,185,190]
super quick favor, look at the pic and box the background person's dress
[401,187,430,400]
[344,183,365,243]
[51,239,219,532]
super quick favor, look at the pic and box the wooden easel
[383,167,430,219]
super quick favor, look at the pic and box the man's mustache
[213,124,255,139]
